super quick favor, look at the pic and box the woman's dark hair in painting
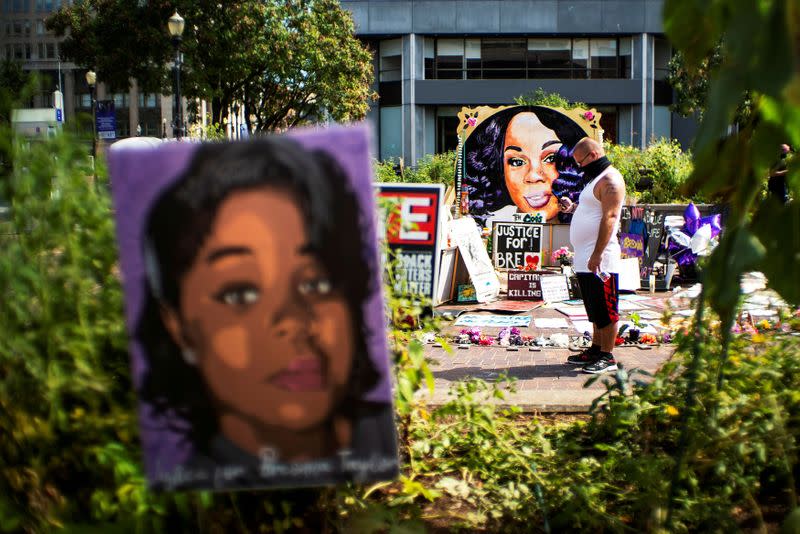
[135,138,381,456]
[463,105,586,225]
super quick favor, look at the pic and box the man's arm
[587,175,626,273]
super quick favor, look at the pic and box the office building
[2,0,177,139]
[343,0,696,163]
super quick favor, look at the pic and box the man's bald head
[572,137,605,167]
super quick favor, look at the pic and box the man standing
[559,137,626,374]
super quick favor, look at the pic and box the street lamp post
[85,69,96,160]
[168,11,185,139]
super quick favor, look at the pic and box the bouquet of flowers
[551,246,574,266]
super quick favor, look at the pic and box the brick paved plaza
[420,292,679,412]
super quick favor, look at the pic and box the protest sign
[507,270,543,301]
[620,232,645,258]
[539,274,571,302]
[109,126,398,491]
[492,222,543,270]
[377,183,444,300]
[449,217,500,303]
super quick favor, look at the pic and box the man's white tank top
[569,167,622,273]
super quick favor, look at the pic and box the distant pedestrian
[767,144,791,204]
[559,137,626,374]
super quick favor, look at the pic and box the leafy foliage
[606,138,697,204]
[48,0,374,130]
[664,0,800,311]
[514,88,587,111]
[668,45,754,125]
[374,151,456,187]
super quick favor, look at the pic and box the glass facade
[379,106,402,160]
[424,37,632,80]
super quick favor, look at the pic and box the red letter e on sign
[381,192,437,246]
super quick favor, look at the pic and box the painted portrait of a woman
[109,128,398,491]
[461,105,597,227]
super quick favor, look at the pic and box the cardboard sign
[378,183,444,300]
[507,270,543,300]
[620,232,645,258]
[492,222,543,270]
[108,126,398,492]
[540,274,571,302]
[449,217,500,303]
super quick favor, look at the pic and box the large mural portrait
[456,105,603,227]
[108,126,398,491]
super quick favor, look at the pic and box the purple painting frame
[108,125,393,485]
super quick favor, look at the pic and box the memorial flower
[551,246,574,266]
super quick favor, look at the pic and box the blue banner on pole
[95,100,116,140]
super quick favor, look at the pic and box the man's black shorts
[576,272,619,328]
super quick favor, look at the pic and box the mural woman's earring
[182,348,197,365]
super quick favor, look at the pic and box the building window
[590,105,618,144]
[435,39,464,80]
[36,19,44,34]
[571,39,589,79]
[464,39,481,79]
[619,37,632,78]
[45,42,55,58]
[10,0,30,13]
[36,0,59,12]
[527,38,571,78]
[79,93,91,108]
[424,37,434,79]
[113,92,129,109]
[379,106,402,160]
[590,39,617,78]
[379,38,401,82]
[653,105,671,141]
[138,93,158,108]
[425,37,632,80]
[481,38,526,79]
[654,37,671,81]
[435,106,460,153]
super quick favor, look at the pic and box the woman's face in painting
[164,188,354,435]
[502,112,561,221]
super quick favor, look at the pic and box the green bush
[515,88,587,111]
[2,125,798,533]
[374,151,456,188]
[606,138,697,204]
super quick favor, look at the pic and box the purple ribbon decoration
[666,203,722,266]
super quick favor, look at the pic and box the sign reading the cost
[377,184,444,299]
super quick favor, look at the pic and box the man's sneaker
[566,349,600,365]
[582,358,618,374]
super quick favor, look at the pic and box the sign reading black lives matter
[377,183,444,300]
[492,222,543,270]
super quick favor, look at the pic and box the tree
[47,0,374,130]
[668,42,754,125]
[0,61,35,186]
